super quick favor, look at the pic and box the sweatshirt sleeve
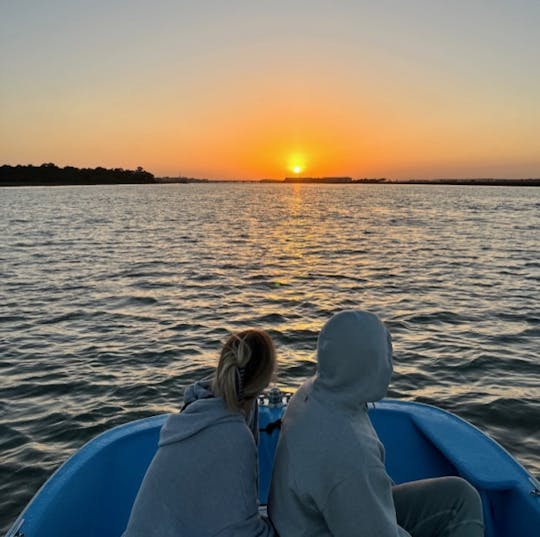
[322,465,411,537]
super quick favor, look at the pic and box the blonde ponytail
[213,329,276,411]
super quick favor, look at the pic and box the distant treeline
[156,176,210,183]
[262,177,540,186]
[397,178,540,186]
[0,163,156,186]
[278,177,386,184]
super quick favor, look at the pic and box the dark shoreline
[0,164,156,188]
[1,164,539,187]
[387,178,540,187]
[271,177,540,187]
[3,179,539,187]
[196,178,540,186]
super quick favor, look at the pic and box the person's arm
[322,465,411,537]
[214,514,275,537]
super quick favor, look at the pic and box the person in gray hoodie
[123,329,277,537]
[268,310,484,537]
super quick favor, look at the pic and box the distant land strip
[0,163,155,186]
[1,165,539,187]
[269,176,540,186]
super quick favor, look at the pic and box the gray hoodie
[268,310,410,537]
[123,380,275,537]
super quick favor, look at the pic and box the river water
[0,183,539,532]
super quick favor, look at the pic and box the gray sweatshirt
[268,310,411,537]
[123,380,275,537]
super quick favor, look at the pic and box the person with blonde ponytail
[123,329,277,537]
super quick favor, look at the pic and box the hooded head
[313,310,393,409]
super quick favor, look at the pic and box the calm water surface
[0,183,539,532]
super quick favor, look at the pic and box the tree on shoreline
[0,163,156,186]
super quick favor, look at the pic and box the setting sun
[2,2,539,181]
[287,153,307,177]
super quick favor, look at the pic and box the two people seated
[123,310,484,537]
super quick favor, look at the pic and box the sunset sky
[2,1,539,180]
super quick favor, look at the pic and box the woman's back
[124,396,270,537]
[123,329,277,537]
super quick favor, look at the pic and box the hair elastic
[235,366,246,401]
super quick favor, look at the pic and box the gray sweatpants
[393,476,484,537]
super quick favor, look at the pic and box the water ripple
[0,183,539,533]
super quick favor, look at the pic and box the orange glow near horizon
[2,4,540,180]
[2,50,539,180]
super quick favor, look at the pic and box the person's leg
[392,476,484,537]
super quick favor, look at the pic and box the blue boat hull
[6,400,540,537]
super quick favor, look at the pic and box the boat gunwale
[6,400,540,537]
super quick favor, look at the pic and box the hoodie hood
[159,378,243,447]
[313,310,393,409]
[182,377,214,408]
